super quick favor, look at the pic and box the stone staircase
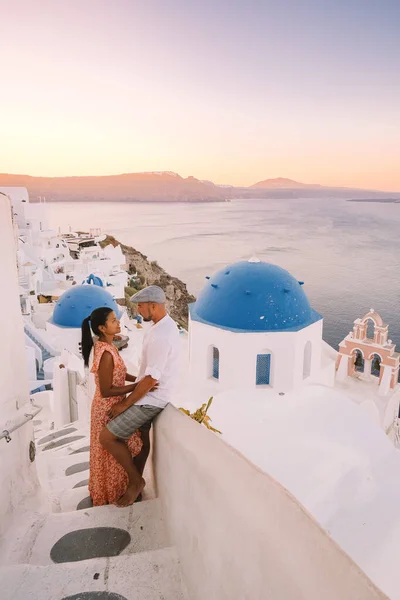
[24,326,54,380]
[0,417,189,600]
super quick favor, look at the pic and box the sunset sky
[2,0,399,190]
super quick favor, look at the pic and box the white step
[49,486,91,513]
[0,548,188,600]
[36,449,90,481]
[35,425,90,454]
[2,499,168,566]
[49,476,156,514]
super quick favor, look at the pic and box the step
[0,547,188,600]
[47,473,157,515]
[49,487,94,513]
[2,499,168,566]
[34,427,91,492]
[35,425,90,455]
[36,449,90,482]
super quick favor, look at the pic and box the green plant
[179,397,221,434]
[129,276,139,287]
[124,286,137,296]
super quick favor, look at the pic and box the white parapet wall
[0,192,39,535]
[154,405,388,600]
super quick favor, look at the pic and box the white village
[1,186,400,600]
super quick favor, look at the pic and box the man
[99,285,181,506]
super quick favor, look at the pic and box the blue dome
[51,285,121,328]
[190,260,322,332]
[82,273,104,287]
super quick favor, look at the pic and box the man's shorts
[107,404,163,440]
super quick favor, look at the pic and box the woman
[81,307,142,506]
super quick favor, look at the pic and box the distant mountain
[0,172,226,203]
[0,172,398,202]
[251,177,321,189]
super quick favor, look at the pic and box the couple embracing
[81,285,180,507]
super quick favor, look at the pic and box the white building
[46,283,124,355]
[189,257,333,393]
[3,186,400,599]
[0,186,29,229]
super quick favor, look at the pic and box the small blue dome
[51,285,121,328]
[190,260,322,332]
[82,273,104,287]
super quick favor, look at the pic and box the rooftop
[190,259,322,333]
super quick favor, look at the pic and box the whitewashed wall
[0,193,39,535]
[46,322,81,355]
[0,187,28,229]
[189,316,323,393]
[155,406,387,600]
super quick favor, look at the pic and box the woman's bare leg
[99,427,145,506]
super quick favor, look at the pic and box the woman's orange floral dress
[89,341,142,506]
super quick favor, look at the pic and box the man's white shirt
[135,314,181,408]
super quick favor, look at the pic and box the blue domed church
[47,284,121,355]
[189,258,324,392]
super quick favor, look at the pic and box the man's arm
[108,336,171,418]
[108,375,157,418]
[124,375,157,408]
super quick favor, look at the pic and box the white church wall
[189,317,323,393]
[46,321,81,356]
[292,319,324,387]
[0,193,39,536]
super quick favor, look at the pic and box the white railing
[0,401,42,443]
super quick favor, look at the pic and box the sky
[1,0,399,190]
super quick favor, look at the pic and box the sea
[43,197,400,350]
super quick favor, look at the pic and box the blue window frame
[212,347,219,379]
[256,354,271,385]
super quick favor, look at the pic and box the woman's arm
[98,351,137,398]
[125,373,137,382]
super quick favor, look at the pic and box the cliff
[100,235,195,329]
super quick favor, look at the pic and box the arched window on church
[353,349,364,373]
[366,319,375,341]
[398,368,400,384]
[371,354,381,377]
[303,341,312,379]
[256,354,271,385]
[212,346,219,380]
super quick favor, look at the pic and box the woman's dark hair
[81,306,114,366]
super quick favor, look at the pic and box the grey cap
[130,285,166,304]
